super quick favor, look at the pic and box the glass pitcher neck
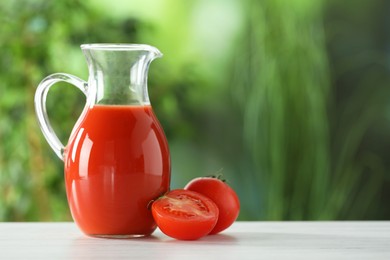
[81,44,162,106]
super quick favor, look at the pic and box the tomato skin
[185,177,240,234]
[151,189,219,240]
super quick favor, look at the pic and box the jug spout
[81,44,162,105]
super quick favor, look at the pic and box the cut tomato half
[151,189,219,240]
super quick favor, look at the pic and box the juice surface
[64,105,170,236]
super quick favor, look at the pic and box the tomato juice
[64,105,170,237]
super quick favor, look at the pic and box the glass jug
[34,44,171,238]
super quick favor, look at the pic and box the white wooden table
[0,221,389,259]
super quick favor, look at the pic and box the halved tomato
[151,189,219,240]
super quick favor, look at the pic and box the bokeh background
[1,0,390,221]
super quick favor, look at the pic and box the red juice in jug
[64,105,170,237]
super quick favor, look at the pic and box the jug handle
[34,73,88,161]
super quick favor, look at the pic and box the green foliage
[230,0,331,220]
[230,0,390,220]
[0,0,143,220]
[0,0,389,221]
[324,0,390,219]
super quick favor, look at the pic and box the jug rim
[80,43,162,56]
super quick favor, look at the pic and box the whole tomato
[185,176,240,234]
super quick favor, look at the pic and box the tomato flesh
[185,177,240,234]
[151,189,219,240]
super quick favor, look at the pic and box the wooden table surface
[0,221,389,259]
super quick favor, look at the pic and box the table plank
[0,221,389,259]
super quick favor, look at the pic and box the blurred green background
[1,0,389,221]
